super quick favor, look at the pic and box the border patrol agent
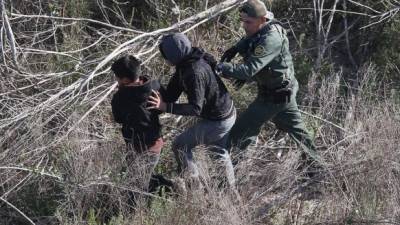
[218,0,323,172]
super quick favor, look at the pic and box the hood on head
[159,33,192,65]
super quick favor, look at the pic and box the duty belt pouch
[272,87,291,104]
[271,80,293,104]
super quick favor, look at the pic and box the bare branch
[10,13,145,34]
[80,0,246,90]
[1,0,18,68]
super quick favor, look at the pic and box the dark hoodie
[111,76,162,151]
[159,33,234,120]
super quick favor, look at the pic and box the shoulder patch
[253,45,266,57]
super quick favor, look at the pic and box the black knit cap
[111,55,141,81]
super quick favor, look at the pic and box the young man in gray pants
[147,33,236,188]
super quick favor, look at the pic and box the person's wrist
[160,101,167,112]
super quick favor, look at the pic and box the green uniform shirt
[221,23,295,94]
[223,22,323,166]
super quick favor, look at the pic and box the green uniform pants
[228,81,321,164]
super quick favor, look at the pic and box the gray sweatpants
[172,111,236,187]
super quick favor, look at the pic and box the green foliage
[87,208,124,225]
[87,209,98,225]
[63,0,91,19]
[372,19,400,80]
[8,181,63,222]
[147,190,175,222]
[154,139,176,176]
[227,82,257,112]
[293,53,313,86]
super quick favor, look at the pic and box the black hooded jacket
[111,76,162,150]
[159,34,234,120]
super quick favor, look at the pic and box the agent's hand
[220,46,238,63]
[216,63,230,79]
[147,90,167,112]
[232,79,246,90]
[216,63,224,73]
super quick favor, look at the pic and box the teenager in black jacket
[148,33,236,187]
[111,55,172,194]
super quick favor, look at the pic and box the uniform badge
[253,45,266,57]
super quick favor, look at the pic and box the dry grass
[2,60,398,225]
[1,0,400,225]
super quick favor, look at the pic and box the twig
[0,196,36,225]
[348,0,382,14]
[0,166,63,181]
[299,8,371,17]
[61,82,118,142]
[299,109,349,133]
[1,173,32,198]
[0,26,4,64]
[1,0,18,68]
